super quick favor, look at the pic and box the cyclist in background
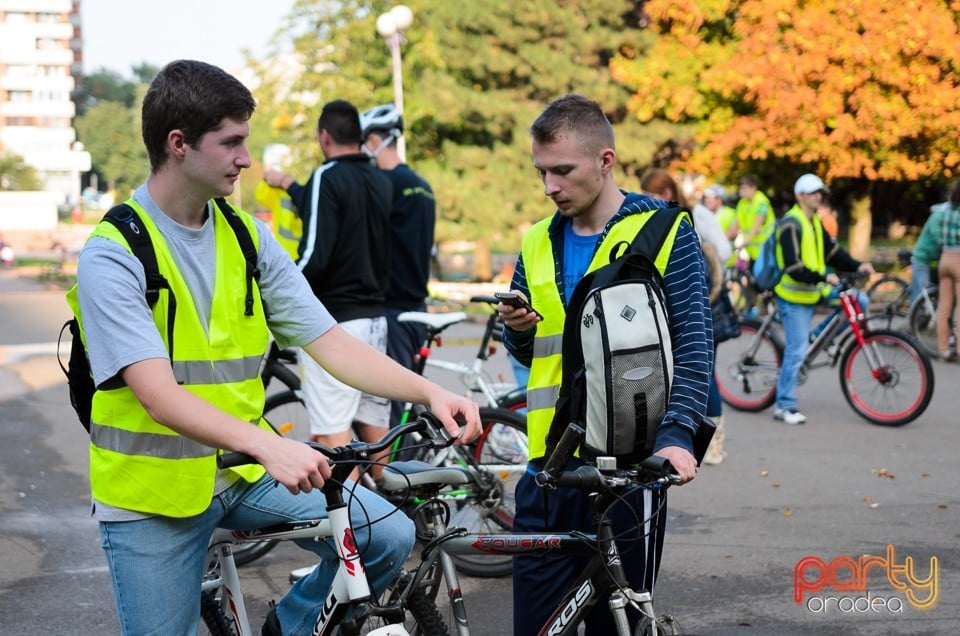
[70,60,480,636]
[773,174,874,425]
[733,174,776,264]
[359,104,437,437]
[910,181,960,305]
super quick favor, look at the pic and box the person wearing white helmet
[360,103,437,433]
[772,173,875,425]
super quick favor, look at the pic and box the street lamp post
[376,4,413,162]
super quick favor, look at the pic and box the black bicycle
[373,421,684,635]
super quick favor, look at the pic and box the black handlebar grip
[639,455,675,478]
[217,451,257,469]
[553,465,603,490]
[536,423,585,488]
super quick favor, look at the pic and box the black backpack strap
[102,204,177,358]
[622,205,689,263]
[214,198,261,317]
[543,205,689,458]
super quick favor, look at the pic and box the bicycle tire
[866,274,910,329]
[908,290,940,359]
[839,329,934,426]
[200,590,236,636]
[636,614,684,636]
[231,390,308,566]
[714,317,783,412]
[371,571,448,636]
[496,388,527,412]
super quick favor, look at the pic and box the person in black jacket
[264,100,394,456]
[359,103,437,429]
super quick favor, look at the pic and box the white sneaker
[773,408,807,425]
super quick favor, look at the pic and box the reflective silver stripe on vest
[90,423,215,459]
[532,334,563,359]
[526,385,559,412]
[172,355,263,385]
[780,280,820,294]
[278,226,298,241]
[281,198,296,211]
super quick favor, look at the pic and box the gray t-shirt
[77,184,335,520]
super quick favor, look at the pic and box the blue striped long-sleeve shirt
[504,193,712,454]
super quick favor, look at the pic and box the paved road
[1,266,958,635]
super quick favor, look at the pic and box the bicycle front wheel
[715,318,783,412]
[199,590,236,636]
[908,290,940,359]
[446,406,527,578]
[839,329,934,426]
[371,571,448,636]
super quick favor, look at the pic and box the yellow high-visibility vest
[66,199,271,517]
[522,210,686,460]
[255,181,301,260]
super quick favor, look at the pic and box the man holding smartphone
[499,94,710,636]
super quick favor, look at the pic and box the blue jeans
[775,297,817,411]
[910,257,933,306]
[99,475,414,636]
[776,289,870,411]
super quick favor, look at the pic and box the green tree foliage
[611,0,960,236]
[0,152,40,191]
[74,92,148,198]
[250,0,674,257]
[72,67,139,116]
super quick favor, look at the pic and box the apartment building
[0,0,90,215]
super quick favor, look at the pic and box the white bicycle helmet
[360,103,404,139]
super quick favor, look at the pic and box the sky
[81,0,297,77]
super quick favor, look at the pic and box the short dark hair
[318,100,362,146]
[530,94,615,154]
[738,174,759,187]
[141,60,256,171]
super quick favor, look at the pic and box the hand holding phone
[495,291,544,320]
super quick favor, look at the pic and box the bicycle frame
[384,460,675,636]
[207,418,453,636]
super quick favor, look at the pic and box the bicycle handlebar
[552,459,681,491]
[216,412,456,470]
[535,423,680,490]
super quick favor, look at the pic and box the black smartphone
[495,292,544,320]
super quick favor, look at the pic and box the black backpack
[58,199,260,431]
[545,206,715,467]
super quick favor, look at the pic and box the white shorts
[301,316,391,436]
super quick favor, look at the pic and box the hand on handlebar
[258,434,332,495]
[653,446,697,484]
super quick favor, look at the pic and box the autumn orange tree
[612,0,960,256]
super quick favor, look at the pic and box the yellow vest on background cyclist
[254,180,301,260]
[736,175,776,261]
[774,204,828,305]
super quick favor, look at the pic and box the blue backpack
[752,222,782,292]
